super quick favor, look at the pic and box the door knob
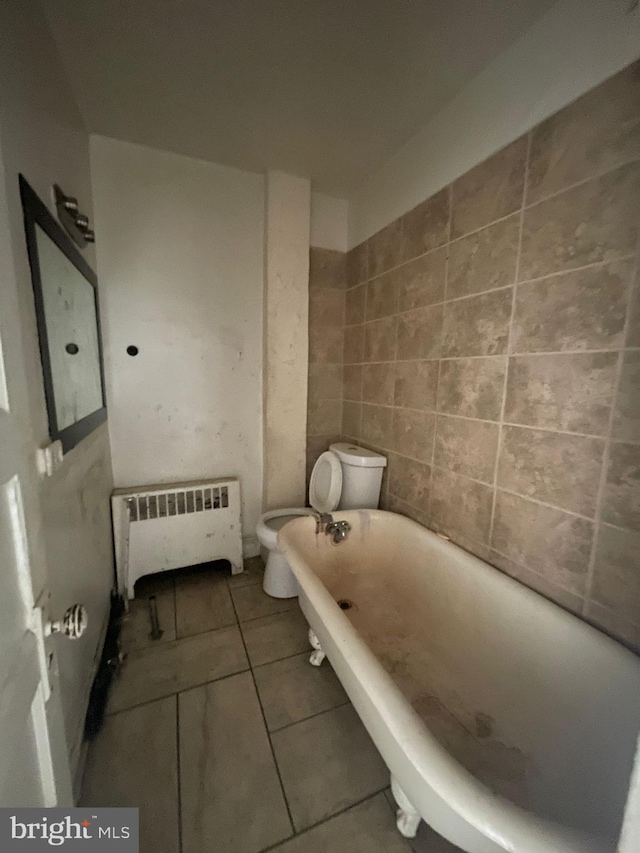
[46,603,88,639]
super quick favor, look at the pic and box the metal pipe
[148,595,163,640]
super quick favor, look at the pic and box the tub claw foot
[308,629,326,666]
[391,776,421,839]
[396,808,421,839]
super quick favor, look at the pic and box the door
[0,159,73,805]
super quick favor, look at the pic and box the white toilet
[257,442,387,598]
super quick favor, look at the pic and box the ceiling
[41,0,555,196]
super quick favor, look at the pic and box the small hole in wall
[127,345,139,356]
[65,343,79,355]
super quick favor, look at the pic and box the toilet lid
[308,451,342,512]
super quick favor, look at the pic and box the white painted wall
[349,0,640,246]
[310,192,348,251]
[263,171,310,509]
[91,137,264,553]
[0,0,114,785]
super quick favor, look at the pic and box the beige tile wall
[342,60,640,649]
[307,247,346,483]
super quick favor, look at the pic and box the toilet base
[262,549,299,599]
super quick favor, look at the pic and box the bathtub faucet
[311,510,351,544]
[327,519,351,544]
[311,510,333,534]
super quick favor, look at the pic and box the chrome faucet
[326,519,351,544]
[311,510,351,544]
[311,510,333,534]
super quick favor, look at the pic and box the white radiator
[111,478,243,599]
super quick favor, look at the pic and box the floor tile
[231,582,298,623]
[271,793,410,852]
[254,651,348,731]
[179,671,292,853]
[383,791,463,852]
[227,555,265,588]
[80,697,179,853]
[120,587,176,653]
[240,609,309,667]
[272,703,389,831]
[108,625,248,712]
[175,565,236,638]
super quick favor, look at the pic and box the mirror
[20,176,107,452]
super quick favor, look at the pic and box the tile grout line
[233,602,300,625]
[492,419,610,442]
[341,343,639,362]
[175,693,183,853]
[254,785,397,853]
[488,131,531,549]
[426,184,452,526]
[268,699,352,736]
[581,237,640,617]
[443,282,515,308]
[513,253,638,289]
[227,585,297,839]
[356,274,367,437]
[333,283,347,435]
[385,274,402,472]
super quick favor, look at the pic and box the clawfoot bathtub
[278,510,640,853]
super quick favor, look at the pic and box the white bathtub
[278,510,640,853]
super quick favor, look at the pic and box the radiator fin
[127,485,229,522]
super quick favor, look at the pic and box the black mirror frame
[19,175,107,453]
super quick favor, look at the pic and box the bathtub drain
[337,599,353,611]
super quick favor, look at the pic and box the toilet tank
[329,443,387,510]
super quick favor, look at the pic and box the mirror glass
[35,225,103,430]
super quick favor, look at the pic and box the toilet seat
[308,450,342,513]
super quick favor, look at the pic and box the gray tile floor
[81,559,459,852]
